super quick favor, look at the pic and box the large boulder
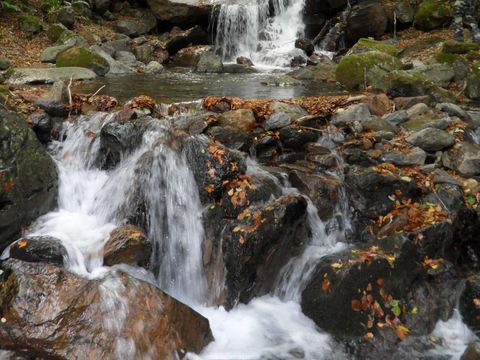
[6,67,97,86]
[146,0,212,28]
[0,259,213,358]
[442,142,480,177]
[336,51,402,90]
[115,10,157,37]
[56,46,110,76]
[302,235,457,340]
[217,109,257,132]
[346,0,388,44]
[0,110,58,250]
[172,45,210,67]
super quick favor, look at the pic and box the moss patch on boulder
[18,14,42,35]
[336,51,402,90]
[414,0,453,31]
[350,38,399,56]
[442,40,479,54]
[56,46,109,76]
[47,23,68,43]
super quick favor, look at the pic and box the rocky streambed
[1,76,480,358]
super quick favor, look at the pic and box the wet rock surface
[0,110,58,250]
[0,259,213,359]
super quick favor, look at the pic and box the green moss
[47,23,68,43]
[403,114,435,130]
[18,14,42,34]
[56,46,109,76]
[336,51,402,90]
[466,51,480,62]
[435,52,462,65]
[414,0,452,31]
[442,40,479,54]
[353,38,399,56]
[54,30,77,46]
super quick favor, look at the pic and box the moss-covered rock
[0,58,11,71]
[0,109,58,250]
[413,0,453,31]
[18,14,42,35]
[442,40,479,54]
[336,51,402,90]
[56,46,110,76]
[46,23,68,43]
[435,52,463,65]
[349,38,399,56]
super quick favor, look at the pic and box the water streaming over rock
[214,0,307,67]
[14,111,477,359]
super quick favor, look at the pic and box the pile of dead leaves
[292,96,349,116]
[224,175,257,207]
[71,93,118,113]
[377,199,449,233]
[127,95,155,112]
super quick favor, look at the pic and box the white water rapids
[8,112,476,359]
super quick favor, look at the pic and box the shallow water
[75,71,343,103]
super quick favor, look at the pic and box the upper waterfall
[214,0,307,68]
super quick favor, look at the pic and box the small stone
[406,103,430,118]
[382,110,409,126]
[331,103,371,127]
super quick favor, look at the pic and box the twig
[67,75,73,106]
[90,85,106,98]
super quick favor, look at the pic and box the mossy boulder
[467,62,480,100]
[413,0,453,31]
[56,46,110,76]
[336,51,402,90]
[442,40,479,54]
[46,23,68,43]
[0,109,58,250]
[435,52,463,65]
[349,38,399,56]
[18,15,42,35]
[0,58,11,71]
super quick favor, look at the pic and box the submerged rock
[0,259,213,358]
[0,110,58,250]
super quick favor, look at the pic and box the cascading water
[214,0,307,67]
[12,111,477,360]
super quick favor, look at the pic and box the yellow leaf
[17,239,27,248]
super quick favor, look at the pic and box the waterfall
[214,0,307,67]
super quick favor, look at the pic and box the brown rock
[362,93,392,116]
[217,109,257,132]
[0,259,213,359]
[104,225,152,268]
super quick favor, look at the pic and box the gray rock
[395,0,415,24]
[331,103,371,127]
[443,142,480,176]
[115,10,157,37]
[270,102,308,121]
[7,67,96,86]
[114,51,138,67]
[102,37,133,55]
[145,61,164,74]
[417,63,455,86]
[467,72,480,100]
[222,64,258,74]
[382,110,409,126]
[433,169,462,186]
[406,103,430,118]
[90,45,134,75]
[133,43,154,64]
[383,147,427,166]
[39,80,68,104]
[146,0,212,28]
[194,51,223,73]
[361,117,396,132]
[264,112,291,131]
[436,102,471,122]
[40,38,78,63]
[406,127,455,152]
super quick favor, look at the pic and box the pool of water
[74,70,345,104]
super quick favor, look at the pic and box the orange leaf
[352,299,362,312]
